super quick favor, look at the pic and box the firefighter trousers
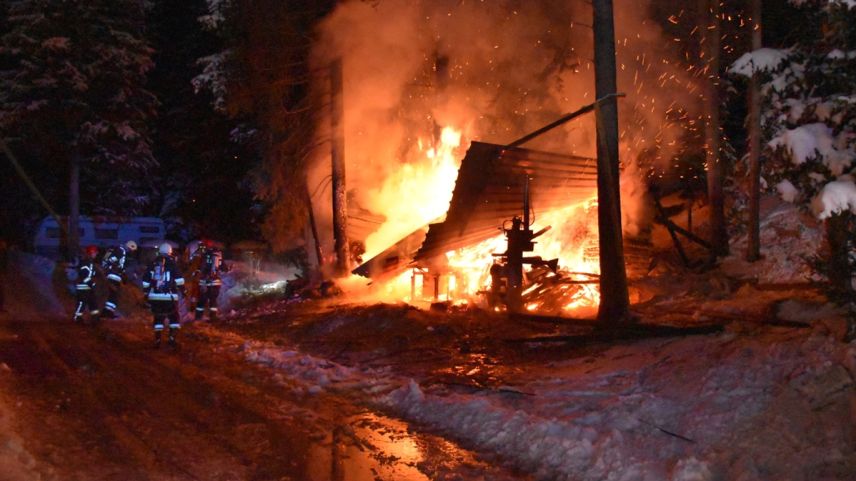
[195,284,220,320]
[104,277,121,316]
[150,298,180,337]
[74,288,100,323]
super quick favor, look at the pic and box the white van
[33,216,166,258]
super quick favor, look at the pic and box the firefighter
[101,240,137,318]
[73,245,101,324]
[194,239,228,321]
[141,243,185,347]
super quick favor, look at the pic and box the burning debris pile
[353,140,603,314]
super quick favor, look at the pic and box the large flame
[362,127,463,260]
[365,126,602,315]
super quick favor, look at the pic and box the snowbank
[811,179,856,219]
[722,201,823,284]
[730,48,788,77]
[238,320,856,481]
[220,260,300,309]
[3,251,66,319]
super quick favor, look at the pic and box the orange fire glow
[362,126,463,260]
[366,127,602,315]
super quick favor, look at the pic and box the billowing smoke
[308,0,699,260]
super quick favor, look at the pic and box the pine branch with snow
[0,0,159,213]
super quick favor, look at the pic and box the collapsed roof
[353,141,598,279]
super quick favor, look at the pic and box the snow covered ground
[218,199,855,481]
[2,199,854,481]
[229,315,855,481]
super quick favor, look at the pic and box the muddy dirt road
[0,315,526,481]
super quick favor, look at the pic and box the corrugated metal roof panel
[352,141,598,277]
[413,141,597,262]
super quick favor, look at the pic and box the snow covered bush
[730,0,856,312]
[730,0,856,288]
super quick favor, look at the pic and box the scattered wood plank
[638,418,695,443]
[504,323,725,345]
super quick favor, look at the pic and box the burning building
[354,139,600,313]
[306,1,702,314]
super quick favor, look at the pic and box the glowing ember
[441,199,602,314]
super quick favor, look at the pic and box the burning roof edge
[353,141,598,279]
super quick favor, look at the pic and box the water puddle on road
[304,412,429,481]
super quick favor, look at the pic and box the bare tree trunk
[746,0,763,262]
[68,152,80,260]
[593,0,630,324]
[826,212,854,298]
[703,0,729,258]
[304,181,323,272]
[330,58,349,276]
[826,212,856,341]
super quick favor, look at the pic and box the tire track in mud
[0,318,327,480]
[1,315,532,481]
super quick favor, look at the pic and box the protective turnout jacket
[101,245,129,283]
[196,249,227,287]
[141,256,185,301]
[76,260,97,290]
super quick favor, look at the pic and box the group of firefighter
[73,239,228,348]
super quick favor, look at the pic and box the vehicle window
[46,227,84,238]
[95,228,119,239]
[139,225,161,233]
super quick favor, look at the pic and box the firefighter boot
[153,330,162,348]
[167,331,177,348]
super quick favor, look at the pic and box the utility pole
[703,0,729,258]
[330,58,349,276]
[746,0,763,261]
[593,0,631,324]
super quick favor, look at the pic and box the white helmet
[125,240,138,252]
[158,242,173,256]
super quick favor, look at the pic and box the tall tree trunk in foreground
[703,0,729,258]
[826,212,854,299]
[593,0,631,324]
[330,58,349,276]
[825,212,855,341]
[746,0,763,262]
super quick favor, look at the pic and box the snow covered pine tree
[0,0,158,228]
[730,0,856,340]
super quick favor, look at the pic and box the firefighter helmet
[85,245,99,258]
[125,240,138,252]
[158,242,173,256]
